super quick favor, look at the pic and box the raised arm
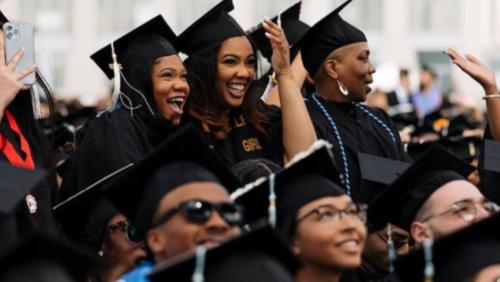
[263,18,317,161]
[265,51,309,107]
[446,48,500,140]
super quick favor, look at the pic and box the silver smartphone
[3,22,36,85]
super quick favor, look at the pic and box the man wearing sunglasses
[368,145,500,247]
[106,126,244,282]
[143,161,243,263]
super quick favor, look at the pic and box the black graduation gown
[59,110,175,200]
[0,115,61,252]
[185,102,284,168]
[306,96,412,203]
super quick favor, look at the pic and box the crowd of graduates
[1,0,500,281]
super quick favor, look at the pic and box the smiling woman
[59,15,187,201]
[177,0,317,168]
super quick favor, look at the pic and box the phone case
[3,22,36,85]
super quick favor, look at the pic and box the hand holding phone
[3,22,36,86]
[0,23,37,115]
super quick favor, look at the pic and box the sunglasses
[105,220,143,244]
[152,199,244,228]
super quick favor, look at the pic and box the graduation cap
[357,152,410,186]
[481,139,500,203]
[90,15,177,79]
[395,213,500,282]
[248,1,309,62]
[367,144,475,231]
[53,163,130,249]
[147,222,301,282]
[407,136,482,162]
[298,0,367,77]
[104,124,241,237]
[483,139,500,173]
[0,10,9,23]
[0,162,46,215]
[175,0,245,56]
[0,232,102,282]
[231,141,343,240]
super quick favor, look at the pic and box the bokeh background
[1,0,499,109]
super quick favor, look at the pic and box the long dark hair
[119,58,158,119]
[184,36,273,140]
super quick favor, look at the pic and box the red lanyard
[0,110,35,169]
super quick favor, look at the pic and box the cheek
[298,224,336,254]
[153,81,173,99]
[161,218,200,254]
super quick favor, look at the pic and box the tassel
[387,224,396,273]
[260,76,274,101]
[30,85,42,119]
[268,173,277,228]
[423,239,434,282]
[111,42,121,110]
[192,245,207,282]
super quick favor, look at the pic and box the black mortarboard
[407,136,482,162]
[175,0,245,56]
[357,152,410,185]
[299,0,367,77]
[148,222,301,282]
[231,142,344,240]
[231,158,283,185]
[0,162,46,214]
[54,160,130,249]
[0,232,102,282]
[54,192,122,250]
[248,1,310,62]
[90,15,177,79]
[396,213,500,282]
[0,10,8,23]
[367,144,475,231]
[483,139,500,173]
[104,124,241,237]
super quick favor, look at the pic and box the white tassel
[111,42,121,110]
[260,77,274,102]
[30,85,42,119]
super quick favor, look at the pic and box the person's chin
[224,96,244,108]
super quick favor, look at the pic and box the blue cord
[311,95,399,195]
[353,102,397,143]
[311,94,351,195]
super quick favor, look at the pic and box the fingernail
[265,32,271,38]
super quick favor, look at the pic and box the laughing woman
[60,16,189,198]
[177,0,316,166]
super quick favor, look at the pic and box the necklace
[311,94,397,195]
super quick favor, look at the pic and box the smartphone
[3,22,36,85]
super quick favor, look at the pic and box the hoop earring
[337,80,349,96]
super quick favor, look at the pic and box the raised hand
[0,30,37,115]
[445,48,497,94]
[263,18,291,77]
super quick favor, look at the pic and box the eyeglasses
[422,199,500,223]
[152,199,244,228]
[105,220,143,244]
[296,203,367,225]
[375,229,409,249]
